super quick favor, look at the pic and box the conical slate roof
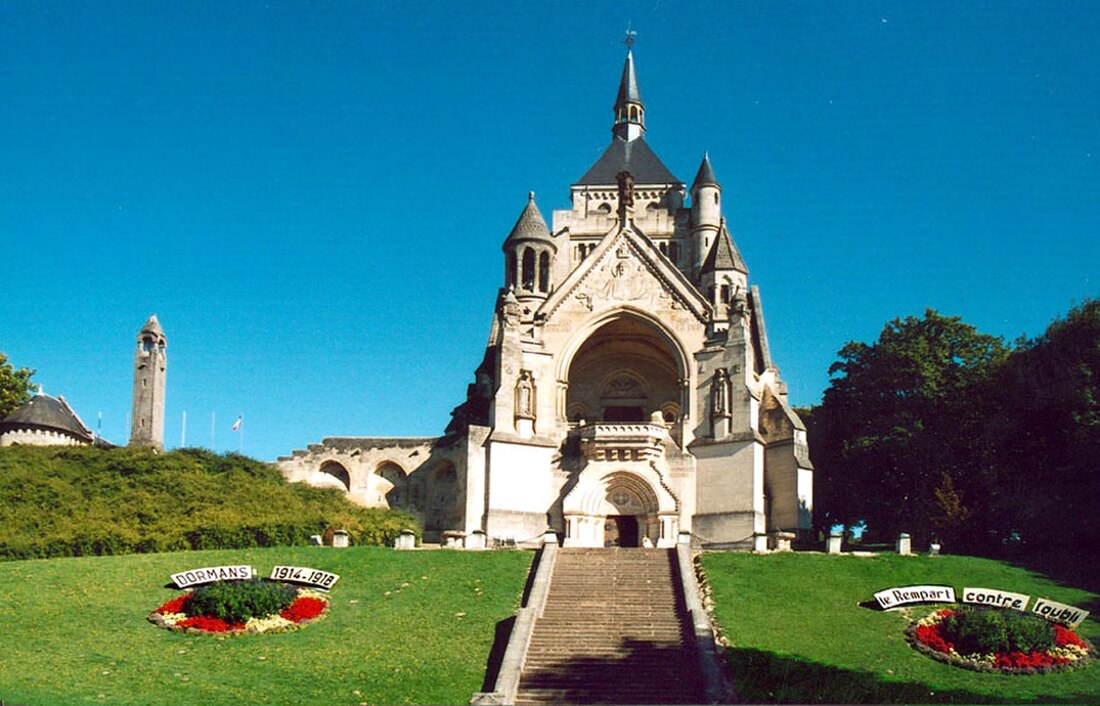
[700,220,748,275]
[615,49,642,108]
[692,152,718,189]
[503,192,553,248]
[0,390,94,442]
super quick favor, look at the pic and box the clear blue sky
[3,2,1097,461]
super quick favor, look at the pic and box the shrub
[187,580,298,624]
[941,606,1055,655]
[0,446,422,560]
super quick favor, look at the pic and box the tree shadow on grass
[724,647,1097,705]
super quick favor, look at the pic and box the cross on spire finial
[624,23,636,49]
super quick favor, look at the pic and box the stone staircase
[514,548,706,705]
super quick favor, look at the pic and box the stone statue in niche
[515,370,536,419]
[711,368,731,417]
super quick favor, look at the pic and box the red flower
[157,594,191,614]
[915,624,954,654]
[936,609,956,618]
[992,650,1067,669]
[1054,624,1084,648]
[280,596,327,623]
[178,615,245,633]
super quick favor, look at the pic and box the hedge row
[0,446,419,560]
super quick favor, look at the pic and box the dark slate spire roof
[692,152,718,189]
[0,390,94,442]
[576,137,680,186]
[615,49,642,108]
[700,220,748,274]
[503,192,553,248]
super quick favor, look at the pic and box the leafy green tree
[809,310,1007,545]
[0,353,35,419]
[977,298,1100,551]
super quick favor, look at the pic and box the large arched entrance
[562,313,686,437]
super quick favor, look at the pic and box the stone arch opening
[563,313,685,431]
[317,460,351,494]
[425,461,460,533]
[373,462,407,509]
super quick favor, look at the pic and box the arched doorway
[563,469,679,548]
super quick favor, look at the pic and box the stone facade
[279,50,813,548]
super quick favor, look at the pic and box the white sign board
[1032,598,1089,627]
[962,587,1030,611]
[874,585,956,610]
[171,565,253,588]
[270,566,340,591]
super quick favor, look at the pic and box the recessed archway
[563,312,685,428]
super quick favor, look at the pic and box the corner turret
[691,153,722,278]
[502,192,556,303]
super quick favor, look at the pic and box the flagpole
[239,414,243,455]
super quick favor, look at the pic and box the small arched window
[538,252,550,293]
[521,248,536,291]
[505,251,516,287]
[721,284,730,303]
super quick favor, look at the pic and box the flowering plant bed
[907,607,1093,674]
[149,580,329,636]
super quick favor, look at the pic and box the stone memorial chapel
[278,49,813,549]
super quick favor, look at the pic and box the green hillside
[0,446,417,560]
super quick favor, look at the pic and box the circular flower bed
[149,580,329,636]
[907,607,1093,674]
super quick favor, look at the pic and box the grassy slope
[0,546,531,706]
[700,553,1100,704]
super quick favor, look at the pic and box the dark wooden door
[604,515,639,547]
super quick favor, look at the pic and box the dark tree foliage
[810,300,1100,556]
[808,309,1007,545]
[973,298,1100,552]
[0,353,35,419]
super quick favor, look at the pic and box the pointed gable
[538,224,710,324]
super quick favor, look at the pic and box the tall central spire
[612,48,645,141]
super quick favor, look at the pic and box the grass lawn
[0,546,532,706]
[700,552,1100,704]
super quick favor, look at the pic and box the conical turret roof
[692,152,719,189]
[140,314,164,336]
[503,192,553,248]
[700,220,748,275]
